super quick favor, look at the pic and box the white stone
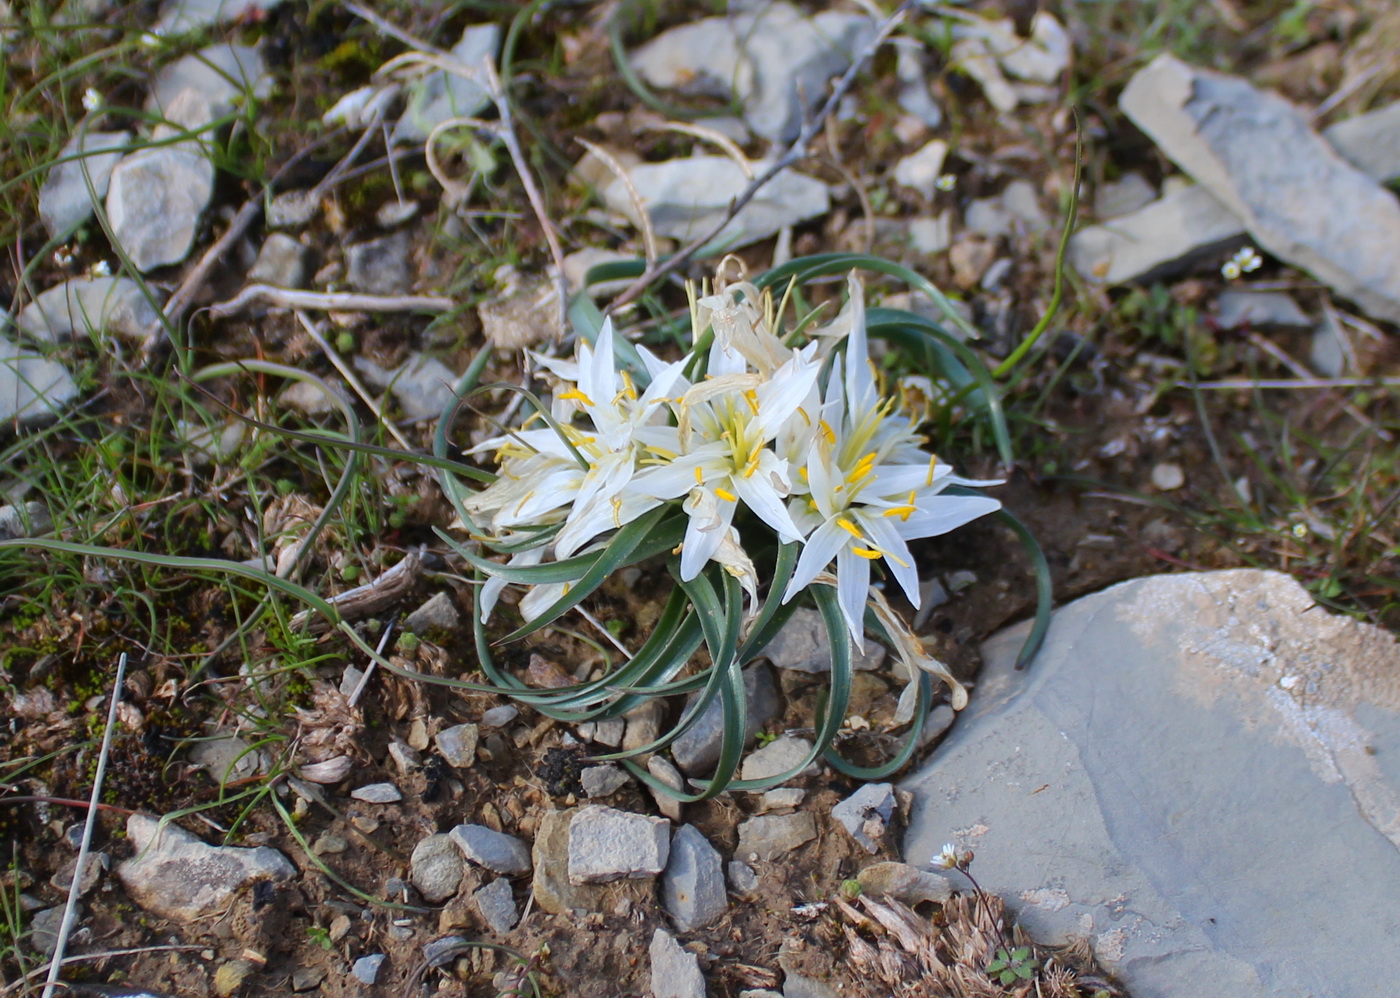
[106,143,214,272]
[39,130,131,237]
[393,24,500,144]
[0,336,80,424]
[18,277,162,343]
[600,156,829,252]
[892,140,948,198]
[567,805,669,884]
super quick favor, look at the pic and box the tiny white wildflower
[81,88,102,112]
[935,173,957,192]
[933,842,960,870]
[90,260,112,278]
[1222,246,1262,280]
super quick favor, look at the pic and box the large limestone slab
[904,569,1400,998]
[1120,54,1400,322]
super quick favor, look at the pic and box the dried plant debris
[833,892,1120,998]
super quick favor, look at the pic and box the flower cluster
[463,273,1001,648]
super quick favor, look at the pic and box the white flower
[90,260,112,278]
[633,347,821,582]
[1222,246,1262,280]
[781,276,1001,646]
[81,88,102,112]
[466,320,686,560]
[935,173,957,192]
[933,842,961,870]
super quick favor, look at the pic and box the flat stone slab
[904,569,1400,998]
[39,130,131,238]
[1121,54,1400,322]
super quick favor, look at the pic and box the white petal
[862,513,921,608]
[835,545,870,651]
[842,274,877,416]
[679,489,736,580]
[520,581,567,621]
[894,495,1001,541]
[733,471,804,542]
[783,518,847,603]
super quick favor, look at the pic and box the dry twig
[208,285,454,317]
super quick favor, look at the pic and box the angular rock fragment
[661,825,728,931]
[450,824,532,876]
[649,928,707,998]
[831,782,895,854]
[567,805,669,884]
[735,812,816,862]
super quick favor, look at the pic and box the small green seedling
[986,945,1036,986]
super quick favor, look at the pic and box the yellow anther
[795,406,811,425]
[649,445,678,460]
[742,389,759,414]
[836,517,863,539]
[620,369,638,401]
[926,454,939,487]
[882,490,919,522]
[715,487,737,502]
[694,466,704,485]
[559,388,594,406]
[852,547,882,560]
[611,495,623,527]
[818,420,836,444]
[798,467,809,480]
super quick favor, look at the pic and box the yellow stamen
[559,388,594,406]
[852,547,882,560]
[611,496,623,527]
[795,406,811,426]
[648,445,679,460]
[742,388,759,414]
[925,454,939,487]
[882,490,919,522]
[818,420,835,445]
[620,369,638,401]
[715,487,737,502]
[694,466,704,485]
[798,467,809,480]
[836,517,863,539]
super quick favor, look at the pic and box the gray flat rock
[405,591,461,634]
[738,735,814,783]
[345,230,413,295]
[762,607,884,673]
[567,805,669,884]
[117,813,297,922]
[579,764,630,798]
[735,812,816,862]
[435,723,479,769]
[155,0,283,35]
[630,2,876,144]
[410,833,463,904]
[661,824,728,931]
[1215,288,1311,330]
[1093,172,1156,220]
[830,782,894,854]
[350,782,402,803]
[672,664,780,775]
[351,954,385,985]
[1323,100,1400,185]
[473,877,518,935]
[0,334,79,425]
[106,142,214,272]
[649,928,706,998]
[188,733,266,784]
[393,23,500,144]
[854,861,950,905]
[18,277,162,343]
[903,569,1400,998]
[247,233,308,288]
[1070,183,1247,285]
[1121,54,1400,323]
[39,130,131,237]
[353,353,459,422]
[148,44,270,125]
[601,156,829,252]
[450,823,531,876]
